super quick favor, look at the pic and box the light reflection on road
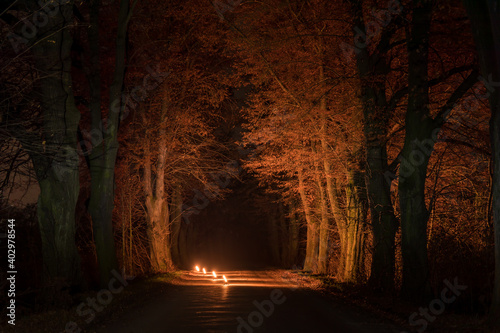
[94,270,402,333]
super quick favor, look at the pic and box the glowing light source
[223,275,228,283]
[203,268,206,274]
[195,266,200,272]
[212,271,217,278]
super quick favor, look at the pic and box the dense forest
[1,0,500,330]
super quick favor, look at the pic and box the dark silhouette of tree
[399,0,477,302]
[0,0,83,292]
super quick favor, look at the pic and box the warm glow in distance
[212,271,217,278]
[203,268,206,274]
[195,266,200,272]
[223,275,227,283]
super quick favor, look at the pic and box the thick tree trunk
[146,196,172,272]
[399,0,433,302]
[32,0,82,289]
[87,0,134,286]
[349,0,399,292]
[364,120,398,292]
[143,132,173,272]
[89,173,119,285]
[401,0,477,301]
[359,84,398,292]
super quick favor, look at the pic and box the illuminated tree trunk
[319,81,366,281]
[170,185,183,267]
[299,168,318,272]
[314,152,330,274]
[31,0,82,289]
[463,0,500,325]
[141,80,177,272]
[146,196,172,272]
[316,66,331,275]
[143,140,173,272]
[340,168,367,282]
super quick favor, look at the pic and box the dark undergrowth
[313,274,495,333]
[0,273,178,333]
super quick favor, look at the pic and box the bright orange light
[223,275,227,283]
[195,266,200,272]
[202,268,206,274]
[212,271,217,278]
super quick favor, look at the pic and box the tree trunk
[349,0,399,292]
[401,0,477,301]
[341,168,367,283]
[89,163,119,285]
[143,131,173,272]
[146,196,172,272]
[87,0,134,286]
[298,168,318,272]
[314,156,330,274]
[32,0,82,289]
[363,108,398,292]
[170,185,183,267]
[399,0,433,302]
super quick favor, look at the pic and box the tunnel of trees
[1,0,500,328]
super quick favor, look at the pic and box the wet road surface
[94,270,403,333]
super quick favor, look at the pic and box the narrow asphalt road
[93,270,404,333]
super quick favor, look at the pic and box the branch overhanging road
[92,270,405,333]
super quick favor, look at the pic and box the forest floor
[0,270,496,333]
